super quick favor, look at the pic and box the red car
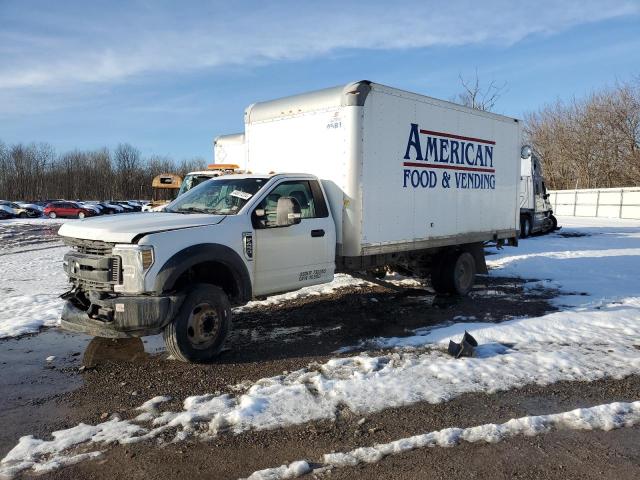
[44,201,96,219]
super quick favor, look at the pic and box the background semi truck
[519,148,558,236]
[58,80,522,362]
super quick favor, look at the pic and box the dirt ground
[0,225,638,479]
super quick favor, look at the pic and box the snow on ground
[2,216,640,476]
[0,245,69,339]
[235,273,420,312]
[488,216,640,307]
[245,400,640,479]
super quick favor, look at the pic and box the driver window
[254,181,316,228]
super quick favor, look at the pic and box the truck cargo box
[245,81,521,257]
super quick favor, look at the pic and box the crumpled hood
[58,212,225,243]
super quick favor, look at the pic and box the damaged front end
[60,237,183,338]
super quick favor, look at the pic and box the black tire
[19,212,28,218]
[550,215,558,230]
[163,284,231,363]
[520,216,531,238]
[442,251,476,296]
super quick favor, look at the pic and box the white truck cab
[58,81,523,362]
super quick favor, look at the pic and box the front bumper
[60,293,184,338]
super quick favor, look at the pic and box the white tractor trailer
[58,81,523,362]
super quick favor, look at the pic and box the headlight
[112,245,154,293]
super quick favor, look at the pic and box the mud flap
[447,331,479,358]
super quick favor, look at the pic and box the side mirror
[276,197,302,227]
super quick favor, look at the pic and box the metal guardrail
[548,187,640,220]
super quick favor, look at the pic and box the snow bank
[0,246,68,338]
[0,419,143,477]
[245,460,311,480]
[243,400,640,479]
[235,273,420,312]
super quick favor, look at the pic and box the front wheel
[48,212,57,219]
[78,212,85,219]
[163,284,232,363]
[19,212,28,218]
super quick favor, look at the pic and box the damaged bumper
[60,292,184,338]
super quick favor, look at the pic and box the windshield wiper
[174,206,212,214]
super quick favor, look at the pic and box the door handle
[311,229,325,237]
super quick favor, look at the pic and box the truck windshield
[178,174,217,196]
[166,177,267,215]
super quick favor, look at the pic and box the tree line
[525,78,640,190]
[0,142,207,201]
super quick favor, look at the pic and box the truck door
[252,179,335,296]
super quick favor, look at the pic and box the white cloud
[0,0,638,90]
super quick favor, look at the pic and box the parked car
[0,206,16,219]
[124,201,143,212]
[112,201,135,212]
[78,202,103,216]
[100,202,125,213]
[0,201,31,218]
[16,202,44,217]
[44,201,97,219]
[34,199,65,208]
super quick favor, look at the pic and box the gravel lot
[0,218,638,479]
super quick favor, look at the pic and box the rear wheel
[444,251,476,296]
[431,251,477,296]
[163,284,231,363]
[48,212,57,219]
[78,211,85,219]
[550,215,558,230]
[19,212,28,218]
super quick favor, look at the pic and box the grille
[64,237,115,256]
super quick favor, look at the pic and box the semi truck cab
[519,148,558,237]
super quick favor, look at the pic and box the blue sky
[1,0,639,162]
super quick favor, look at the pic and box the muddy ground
[0,225,638,479]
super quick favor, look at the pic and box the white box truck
[57,81,522,362]
[175,133,247,197]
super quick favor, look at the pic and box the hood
[58,212,225,243]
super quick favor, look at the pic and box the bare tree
[0,140,205,201]
[453,69,507,112]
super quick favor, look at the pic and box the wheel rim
[454,255,474,292]
[186,303,221,350]
[49,212,56,218]
[78,212,85,219]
